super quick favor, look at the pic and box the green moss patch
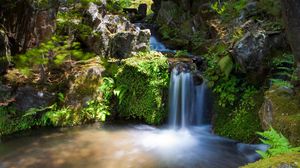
[104,51,169,124]
[260,86,300,146]
[242,152,300,168]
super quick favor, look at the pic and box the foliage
[204,44,262,142]
[104,51,169,124]
[256,128,300,158]
[175,50,189,57]
[107,0,132,13]
[191,31,206,51]
[270,79,293,89]
[257,0,281,17]
[211,1,226,15]
[0,105,49,136]
[204,43,233,88]
[270,53,295,88]
[231,28,244,42]
[159,25,179,40]
[213,76,239,107]
[218,55,233,79]
[15,35,94,78]
[211,0,247,22]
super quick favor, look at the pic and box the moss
[213,86,263,143]
[241,152,300,168]
[262,86,300,146]
[105,52,169,124]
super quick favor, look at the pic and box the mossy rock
[259,86,300,146]
[241,152,300,168]
[105,52,169,124]
[65,57,104,110]
[213,91,263,143]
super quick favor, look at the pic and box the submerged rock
[259,86,300,146]
[83,3,150,58]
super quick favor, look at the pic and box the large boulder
[83,3,150,58]
[259,86,300,146]
[64,58,104,110]
[233,30,285,73]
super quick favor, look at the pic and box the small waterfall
[150,36,173,52]
[168,66,207,129]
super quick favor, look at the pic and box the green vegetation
[15,36,94,79]
[204,44,262,142]
[211,0,248,22]
[242,152,300,168]
[103,51,169,124]
[256,128,300,158]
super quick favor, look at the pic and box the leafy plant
[15,35,94,82]
[256,128,300,158]
[270,79,293,89]
[175,50,189,57]
[82,100,110,122]
[211,1,227,15]
[218,55,233,79]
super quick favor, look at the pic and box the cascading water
[168,67,207,128]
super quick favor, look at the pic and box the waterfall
[150,36,173,52]
[168,66,207,129]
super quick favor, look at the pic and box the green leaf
[218,55,233,78]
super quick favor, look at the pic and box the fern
[256,128,300,158]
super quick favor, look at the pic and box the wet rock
[83,3,150,58]
[13,86,55,112]
[65,59,104,110]
[259,86,300,146]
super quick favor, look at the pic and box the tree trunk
[281,0,300,79]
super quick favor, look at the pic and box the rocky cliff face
[82,2,151,58]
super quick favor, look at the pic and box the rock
[259,86,300,146]
[13,86,55,112]
[233,30,269,72]
[233,30,285,74]
[82,3,150,58]
[0,27,11,74]
[64,58,104,110]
